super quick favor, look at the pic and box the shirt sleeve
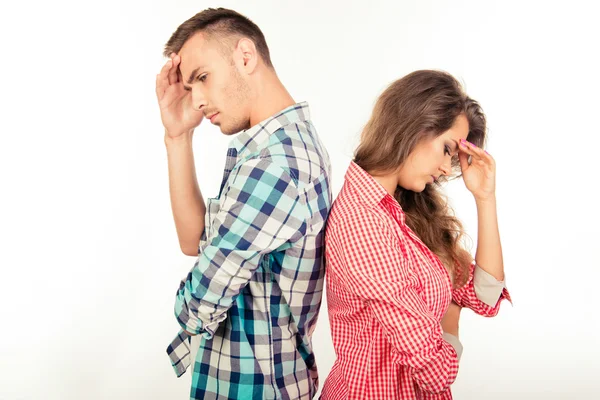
[332,207,459,395]
[174,158,308,337]
[452,263,511,317]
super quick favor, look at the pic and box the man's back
[168,103,331,400]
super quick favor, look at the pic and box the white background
[1,1,599,399]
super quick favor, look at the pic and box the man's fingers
[159,58,173,79]
[168,54,180,86]
[156,73,167,99]
[157,55,180,100]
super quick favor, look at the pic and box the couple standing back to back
[155,8,510,400]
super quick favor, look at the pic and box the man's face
[178,32,251,135]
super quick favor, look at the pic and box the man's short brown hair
[164,8,273,68]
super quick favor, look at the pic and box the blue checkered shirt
[166,102,332,399]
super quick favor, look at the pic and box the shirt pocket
[198,196,221,253]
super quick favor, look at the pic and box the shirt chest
[389,213,453,319]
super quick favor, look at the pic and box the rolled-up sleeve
[174,158,308,337]
[334,209,459,395]
[452,263,511,317]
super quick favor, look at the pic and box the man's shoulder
[259,122,329,185]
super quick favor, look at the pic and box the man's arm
[165,132,205,256]
[156,53,206,256]
[174,158,307,337]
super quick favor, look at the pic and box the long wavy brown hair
[354,70,487,288]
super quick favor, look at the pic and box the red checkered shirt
[321,162,510,400]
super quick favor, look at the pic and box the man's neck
[249,73,296,127]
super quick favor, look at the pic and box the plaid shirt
[166,102,332,400]
[320,162,510,400]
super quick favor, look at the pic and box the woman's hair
[354,70,487,287]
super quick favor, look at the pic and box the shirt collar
[228,101,311,161]
[346,161,405,221]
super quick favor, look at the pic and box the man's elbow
[179,242,199,256]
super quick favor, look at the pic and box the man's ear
[236,38,258,73]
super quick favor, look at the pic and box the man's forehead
[181,31,209,50]
[179,58,206,74]
[178,50,205,78]
[178,33,220,73]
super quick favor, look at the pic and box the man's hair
[163,8,273,68]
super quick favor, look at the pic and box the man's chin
[218,124,235,136]
[220,120,252,136]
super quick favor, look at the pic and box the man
[155,8,332,400]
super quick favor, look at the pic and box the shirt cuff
[443,332,463,361]
[166,330,192,377]
[474,265,506,308]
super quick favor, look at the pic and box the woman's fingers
[459,139,494,167]
[458,149,469,172]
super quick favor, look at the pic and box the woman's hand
[458,139,496,202]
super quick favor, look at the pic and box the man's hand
[155,53,204,138]
[441,301,462,337]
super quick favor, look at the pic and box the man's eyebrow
[186,66,204,84]
[180,66,205,91]
[177,69,191,91]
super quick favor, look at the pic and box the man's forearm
[165,130,206,256]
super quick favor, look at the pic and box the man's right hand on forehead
[155,53,204,139]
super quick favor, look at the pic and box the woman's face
[397,114,470,192]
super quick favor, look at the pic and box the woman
[320,70,511,399]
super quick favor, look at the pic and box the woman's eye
[444,145,451,156]
[198,74,207,82]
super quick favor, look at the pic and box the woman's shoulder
[327,187,398,237]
